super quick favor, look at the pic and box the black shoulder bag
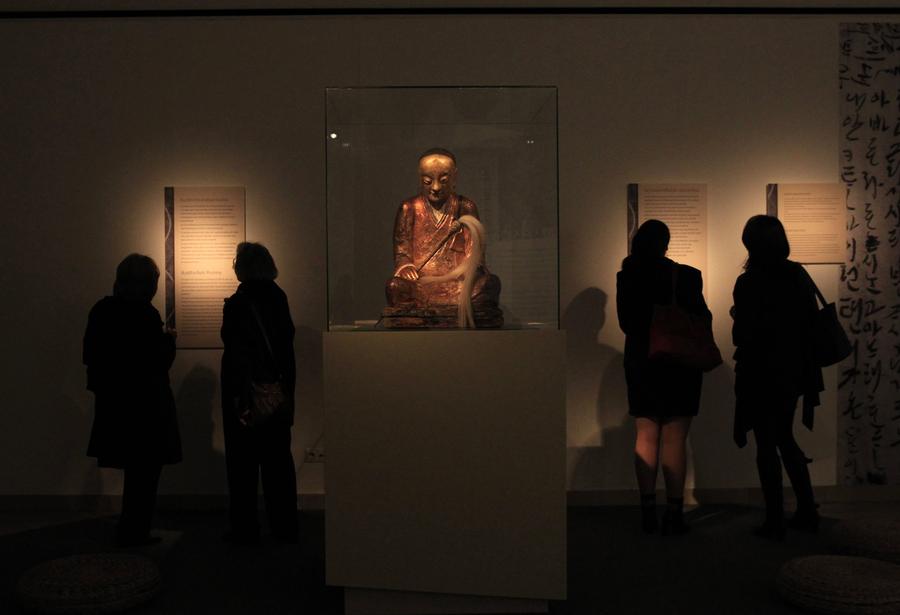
[803,269,852,367]
[241,303,287,427]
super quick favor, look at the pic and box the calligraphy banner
[838,24,900,485]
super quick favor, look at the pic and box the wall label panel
[164,186,245,349]
[766,183,846,264]
[627,183,708,276]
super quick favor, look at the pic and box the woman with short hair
[617,220,712,535]
[732,215,823,540]
[221,242,298,543]
[83,254,181,547]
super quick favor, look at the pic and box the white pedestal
[325,330,566,609]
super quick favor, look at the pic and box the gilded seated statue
[383,148,502,328]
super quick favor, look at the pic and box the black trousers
[752,394,816,523]
[118,464,162,542]
[223,417,298,539]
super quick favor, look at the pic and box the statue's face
[418,154,457,207]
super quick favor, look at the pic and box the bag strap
[248,301,283,380]
[801,266,827,309]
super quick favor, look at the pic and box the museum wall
[0,12,879,499]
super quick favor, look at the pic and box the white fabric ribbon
[419,214,485,328]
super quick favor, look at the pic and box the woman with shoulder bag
[221,242,298,544]
[617,220,714,535]
[732,215,824,540]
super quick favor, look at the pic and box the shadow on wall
[48,390,106,499]
[166,365,224,494]
[690,359,757,492]
[563,287,635,491]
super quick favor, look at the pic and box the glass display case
[326,87,558,330]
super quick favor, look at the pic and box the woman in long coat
[221,242,297,544]
[617,220,711,534]
[732,215,823,540]
[83,254,181,546]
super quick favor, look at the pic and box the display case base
[325,331,566,602]
[345,588,548,615]
[380,305,503,329]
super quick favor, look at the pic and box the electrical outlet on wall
[304,448,325,463]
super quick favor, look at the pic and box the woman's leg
[634,417,661,532]
[771,399,818,527]
[660,416,693,501]
[634,417,661,494]
[259,424,298,542]
[659,416,693,534]
[223,412,260,541]
[752,409,785,536]
[118,464,162,545]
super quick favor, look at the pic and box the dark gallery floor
[0,501,895,614]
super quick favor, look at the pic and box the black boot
[754,449,786,541]
[786,502,820,533]
[640,493,658,534]
[661,497,690,536]
[753,482,786,541]
[783,447,819,533]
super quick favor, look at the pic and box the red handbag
[648,267,722,372]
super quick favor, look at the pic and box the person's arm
[282,297,297,402]
[731,274,764,350]
[83,304,104,393]
[151,307,176,370]
[222,297,255,419]
[682,267,712,322]
[616,271,634,335]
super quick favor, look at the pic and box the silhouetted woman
[221,242,297,543]
[732,215,823,540]
[617,219,711,534]
[83,254,181,547]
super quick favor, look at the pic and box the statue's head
[418,148,457,207]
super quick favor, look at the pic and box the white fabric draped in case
[419,214,485,328]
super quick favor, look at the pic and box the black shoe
[641,509,658,534]
[116,534,163,548]
[787,509,820,533]
[752,521,785,542]
[661,510,690,536]
[223,530,260,545]
[273,532,299,544]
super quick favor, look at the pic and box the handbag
[648,265,723,372]
[804,270,852,367]
[241,302,287,427]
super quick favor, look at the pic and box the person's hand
[165,327,178,339]
[450,220,462,234]
[398,265,419,281]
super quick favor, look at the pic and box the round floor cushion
[828,517,900,564]
[16,553,161,614]
[777,555,900,615]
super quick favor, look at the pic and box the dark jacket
[732,260,824,435]
[83,296,182,468]
[616,257,711,417]
[221,280,296,426]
